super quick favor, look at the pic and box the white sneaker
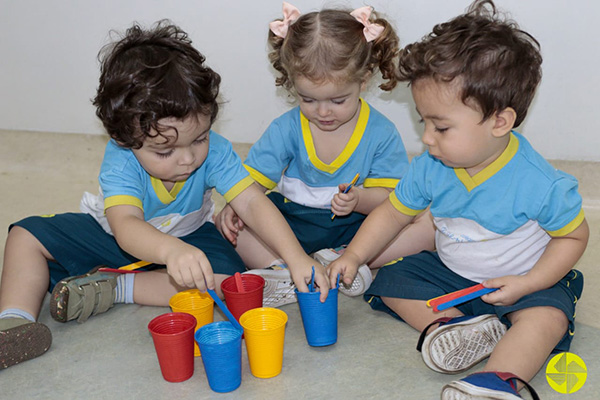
[243,264,297,308]
[313,246,372,297]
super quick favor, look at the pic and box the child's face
[132,113,211,184]
[294,76,363,132]
[412,78,508,175]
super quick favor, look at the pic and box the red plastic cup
[221,274,265,321]
[148,312,196,382]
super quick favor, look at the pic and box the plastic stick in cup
[331,173,360,220]
[308,266,315,292]
[234,272,245,293]
[207,289,243,332]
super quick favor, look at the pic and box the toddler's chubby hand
[328,251,360,289]
[481,275,533,306]
[214,204,245,246]
[289,261,330,303]
[164,243,214,291]
[330,183,359,218]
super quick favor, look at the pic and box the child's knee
[509,306,569,335]
[7,225,52,260]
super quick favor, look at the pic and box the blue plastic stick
[207,288,243,332]
[436,287,497,311]
[308,266,315,292]
[331,173,360,220]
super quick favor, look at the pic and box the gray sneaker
[244,264,297,308]
[50,266,118,323]
[313,246,373,296]
[417,314,507,374]
[0,317,52,369]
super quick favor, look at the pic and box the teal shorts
[268,192,365,254]
[11,213,246,291]
[365,251,583,352]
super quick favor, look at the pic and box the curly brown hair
[93,20,221,149]
[268,8,399,92]
[397,0,542,127]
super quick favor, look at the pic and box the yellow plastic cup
[169,289,214,356]
[239,307,288,378]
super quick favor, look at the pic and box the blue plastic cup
[195,321,243,393]
[295,287,338,346]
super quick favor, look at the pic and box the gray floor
[1,130,599,399]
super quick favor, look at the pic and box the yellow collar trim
[454,132,519,192]
[301,98,369,174]
[150,176,186,204]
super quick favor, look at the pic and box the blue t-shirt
[80,131,254,237]
[390,132,585,282]
[244,99,409,209]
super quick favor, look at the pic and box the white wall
[1,0,598,161]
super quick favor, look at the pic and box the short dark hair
[397,0,542,127]
[93,20,221,148]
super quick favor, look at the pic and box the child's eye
[156,150,174,158]
[331,99,346,105]
[300,97,313,103]
[194,136,208,144]
[435,127,449,133]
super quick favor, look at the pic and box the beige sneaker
[50,266,118,323]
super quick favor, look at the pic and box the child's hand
[330,183,359,218]
[289,261,330,303]
[214,204,244,246]
[163,242,214,291]
[481,275,533,306]
[328,252,360,289]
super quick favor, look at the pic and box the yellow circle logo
[546,352,587,394]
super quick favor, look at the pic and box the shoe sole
[441,380,521,399]
[0,322,52,369]
[244,269,297,308]
[313,249,373,297]
[422,314,507,374]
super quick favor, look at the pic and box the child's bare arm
[229,183,330,302]
[214,183,268,246]
[482,218,589,306]
[331,185,391,218]
[106,204,214,291]
[329,198,415,287]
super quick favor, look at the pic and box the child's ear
[492,107,517,138]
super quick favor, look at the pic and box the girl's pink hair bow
[269,2,301,38]
[350,6,384,42]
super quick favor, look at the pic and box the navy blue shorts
[11,213,246,291]
[268,192,365,254]
[364,251,583,352]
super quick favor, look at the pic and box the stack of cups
[169,289,214,356]
[148,312,197,382]
[195,321,243,393]
[239,307,288,378]
[221,273,265,321]
[296,286,339,346]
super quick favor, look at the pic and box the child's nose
[179,148,195,165]
[421,127,435,146]
[317,102,330,116]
